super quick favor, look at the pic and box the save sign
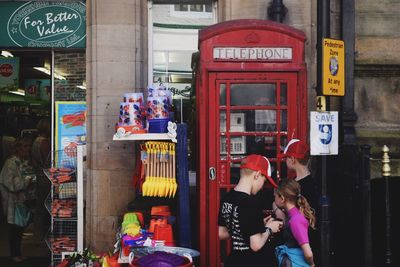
[310,111,338,155]
[6,2,86,48]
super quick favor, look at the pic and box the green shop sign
[0,1,86,48]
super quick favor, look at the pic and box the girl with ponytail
[274,179,316,267]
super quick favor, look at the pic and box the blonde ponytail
[276,179,316,229]
[297,195,316,229]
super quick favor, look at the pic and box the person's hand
[265,217,283,233]
[263,215,272,224]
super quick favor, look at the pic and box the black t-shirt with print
[218,190,266,267]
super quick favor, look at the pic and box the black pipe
[267,0,287,23]
[384,168,392,265]
[360,145,372,267]
[317,1,331,267]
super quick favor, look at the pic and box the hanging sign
[0,57,19,91]
[322,38,345,96]
[310,111,338,155]
[0,1,86,48]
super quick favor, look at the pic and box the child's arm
[249,218,282,251]
[300,243,315,266]
[289,216,314,266]
[218,226,230,240]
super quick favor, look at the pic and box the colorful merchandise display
[118,205,184,266]
[141,141,177,198]
[124,93,144,104]
[115,85,174,136]
[115,92,146,134]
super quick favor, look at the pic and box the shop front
[0,0,86,149]
[0,1,86,265]
[195,19,307,266]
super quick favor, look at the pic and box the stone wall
[355,0,400,160]
[85,0,147,251]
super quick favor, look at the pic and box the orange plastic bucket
[149,218,168,233]
[151,205,170,215]
[154,224,174,246]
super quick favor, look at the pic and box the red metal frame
[196,19,307,267]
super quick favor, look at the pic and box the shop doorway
[0,49,85,264]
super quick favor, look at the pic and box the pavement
[0,211,50,267]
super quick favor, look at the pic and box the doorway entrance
[0,49,85,264]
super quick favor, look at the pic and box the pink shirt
[287,207,309,245]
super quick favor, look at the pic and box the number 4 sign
[310,111,338,155]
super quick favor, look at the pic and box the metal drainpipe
[317,1,331,267]
[267,0,288,23]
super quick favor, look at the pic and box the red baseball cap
[281,139,310,159]
[240,154,277,188]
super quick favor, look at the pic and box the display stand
[112,133,177,142]
[113,123,191,261]
[44,146,84,266]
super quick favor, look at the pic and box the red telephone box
[195,19,307,266]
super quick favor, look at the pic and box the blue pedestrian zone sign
[310,111,338,155]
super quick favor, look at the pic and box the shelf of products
[113,132,176,142]
[113,120,178,143]
[114,123,192,262]
[43,147,84,266]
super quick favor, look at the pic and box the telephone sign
[323,38,345,96]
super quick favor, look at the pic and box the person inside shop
[276,139,320,265]
[0,122,17,219]
[274,179,316,267]
[0,137,36,263]
[218,154,283,267]
[31,118,51,242]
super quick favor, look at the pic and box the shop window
[150,2,215,170]
[173,4,213,17]
[151,4,214,116]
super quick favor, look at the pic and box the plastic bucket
[154,224,174,246]
[129,253,193,267]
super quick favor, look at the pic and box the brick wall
[54,51,86,101]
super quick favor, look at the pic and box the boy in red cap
[218,154,283,267]
[280,139,318,211]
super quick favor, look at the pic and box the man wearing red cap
[218,154,283,267]
[281,139,318,211]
